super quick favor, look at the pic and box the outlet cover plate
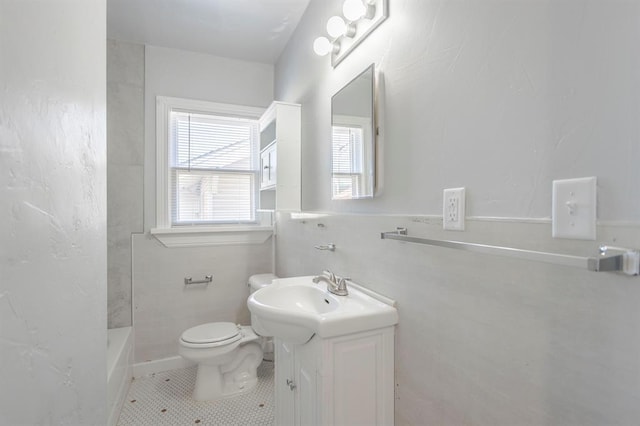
[443,187,465,231]
[552,177,596,240]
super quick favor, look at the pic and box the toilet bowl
[178,273,277,401]
[247,273,277,360]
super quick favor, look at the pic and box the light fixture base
[332,0,388,67]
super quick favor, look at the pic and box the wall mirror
[331,64,376,200]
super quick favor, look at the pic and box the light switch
[552,177,597,240]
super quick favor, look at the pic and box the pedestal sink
[247,276,398,344]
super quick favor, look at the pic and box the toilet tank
[248,273,277,294]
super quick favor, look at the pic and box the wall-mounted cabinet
[260,141,277,189]
[274,326,395,425]
[258,102,301,212]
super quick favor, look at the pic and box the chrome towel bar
[381,228,639,275]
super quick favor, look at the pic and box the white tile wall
[276,213,640,425]
[107,39,145,328]
[132,234,273,363]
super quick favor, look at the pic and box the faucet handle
[322,269,336,282]
[337,276,350,291]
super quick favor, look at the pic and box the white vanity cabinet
[258,101,301,212]
[274,326,395,426]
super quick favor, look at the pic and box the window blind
[170,111,258,225]
[332,125,364,199]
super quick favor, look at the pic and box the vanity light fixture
[313,36,339,56]
[326,16,355,38]
[342,0,366,21]
[313,0,389,67]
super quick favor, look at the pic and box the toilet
[178,273,277,401]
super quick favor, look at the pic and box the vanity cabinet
[274,326,395,426]
[258,101,301,212]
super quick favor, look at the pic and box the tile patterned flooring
[117,361,274,426]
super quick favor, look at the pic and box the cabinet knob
[286,379,296,391]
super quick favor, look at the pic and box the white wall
[107,40,144,328]
[277,0,640,220]
[143,45,275,230]
[274,0,640,424]
[132,46,275,364]
[0,0,107,424]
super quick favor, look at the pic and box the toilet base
[186,339,264,401]
[193,362,260,401]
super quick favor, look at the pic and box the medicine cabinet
[258,102,301,212]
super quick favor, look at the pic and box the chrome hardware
[589,246,640,275]
[286,379,296,391]
[381,228,640,275]
[314,243,336,251]
[184,275,213,285]
[312,270,349,296]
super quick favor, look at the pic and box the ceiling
[107,0,311,64]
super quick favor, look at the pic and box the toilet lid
[181,322,241,345]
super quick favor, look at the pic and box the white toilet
[178,273,277,401]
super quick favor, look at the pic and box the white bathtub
[107,327,133,426]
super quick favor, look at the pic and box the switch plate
[552,177,596,240]
[443,187,465,231]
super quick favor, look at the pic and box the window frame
[152,96,272,247]
[331,114,373,200]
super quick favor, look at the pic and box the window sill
[150,225,274,248]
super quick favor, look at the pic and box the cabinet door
[267,145,277,187]
[260,144,276,189]
[295,344,317,426]
[275,339,295,426]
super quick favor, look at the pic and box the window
[170,111,257,225]
[153,97,272,247]
[332,124,365,199]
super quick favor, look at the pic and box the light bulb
[326,16,347,38]
[343,0,366,21]
[313,37,333,56]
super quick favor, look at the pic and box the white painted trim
[155,97,171,229]
[284,211,640,228]
[154,96,269,246]
[150,226,273,248]
[132,356,195,379]
[258,101,300,132]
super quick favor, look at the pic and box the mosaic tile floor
[117,361,274,426]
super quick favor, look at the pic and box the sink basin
[248,276,398,344]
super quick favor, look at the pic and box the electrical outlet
[443,187,465,230]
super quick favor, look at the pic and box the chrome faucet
[312,269,349,296]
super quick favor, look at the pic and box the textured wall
[0,0,107,424]
[107,40,144,328]
[276,0,640,220]
[274,0,640,424]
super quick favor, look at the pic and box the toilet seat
[181,322,242,348]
